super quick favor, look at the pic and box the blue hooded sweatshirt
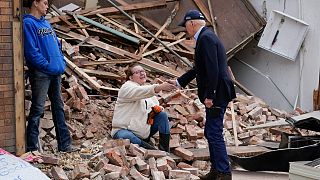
[23,14,66,75]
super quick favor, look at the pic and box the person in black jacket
[168,10,236,180]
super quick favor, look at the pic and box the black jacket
[177,27,236,105]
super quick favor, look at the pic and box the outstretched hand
[155,82,176,93]
[166,79,177,86]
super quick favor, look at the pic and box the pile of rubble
[21,1,313,179]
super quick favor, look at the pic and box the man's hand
[166,79,177,86]
[204,98,213,108]
[155,82,176,93]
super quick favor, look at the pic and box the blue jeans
[205,102,230,173]
[113,111,170,145]
[26,70,71,151]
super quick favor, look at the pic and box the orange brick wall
[0,0,15,153]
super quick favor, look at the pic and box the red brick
[4,97,14,105]
[94,158,109,171]
[129,167,149,180]
[0,21,11,28]
[145,150,167,159]
[0,8,12,15]
[106,149,126,167]
[5,112,14,119]
[0,71,13,78]
[51,167,68,180]
[4,132,14,140]
[0,120,4,126]
[4,118,13,126]
[169,170,191,179]
[0,140,4,146]
[3,91,13,98]
[0,77,13,84]
[5,104,13,111]
[0,2,11,7]
[0,36,11,42]
[0,15,11,21]
[4,125,13,133]
[0,84,12,91]
[173,147,194,161]
[0,49,12,56]
[0,63,13,71]
[4,139,15,146]
[0,43,12,49]
[72,163,90,179]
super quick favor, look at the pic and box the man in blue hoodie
[23,0,76,152]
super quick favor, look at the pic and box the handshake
[154,79,179,93]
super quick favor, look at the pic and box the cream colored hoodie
[111,81,159,139]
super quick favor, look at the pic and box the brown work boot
[216,172,232,180]
[200,168,218,180]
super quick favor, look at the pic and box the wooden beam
[132,14,140,34]
[13,0,25,155]
[56,30,141,60]
[207,0,218,35]
[139,58,182,78]
[77,15,140,44]
[49,0,167,24]
[136,14,194,53]
[230,101,239,147]
[137,14,174,38]
[81,68,123,80]
[96,13,148,42]
[51,5,85,35]
[143,38,185,57]
[142,20,169,53]
[80,59,136,66]
[72,14,90,37]
[65,57,119,93]
[192,0,212,24]
[57,30,182,78]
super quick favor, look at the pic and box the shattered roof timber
[52,0,265,59]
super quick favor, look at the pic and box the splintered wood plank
[72,14,90,37]
[192,0,212,24]
[207,0,218,35]
[142,38,185,57]
[96,14,148,42]
[56,30,141,60]
[49,0,167,24]
[65,57,119,93]
[84,0,167,17]
[13,0,25,155]
[55,32,182,78]
[139,58,182,78]
[142,20,170,53]
[81,68,122,80]
[137,14,174,38]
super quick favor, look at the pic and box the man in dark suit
[168,10,236,180]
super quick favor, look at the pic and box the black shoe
[200,168,218,180]
[59,145,80,153]
[159,133,170,153]
[140,140,157,150]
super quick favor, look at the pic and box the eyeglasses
[132,70,146,75]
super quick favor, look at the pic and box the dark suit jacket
[177,27,236,105]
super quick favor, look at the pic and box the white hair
[192,19,206,26]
